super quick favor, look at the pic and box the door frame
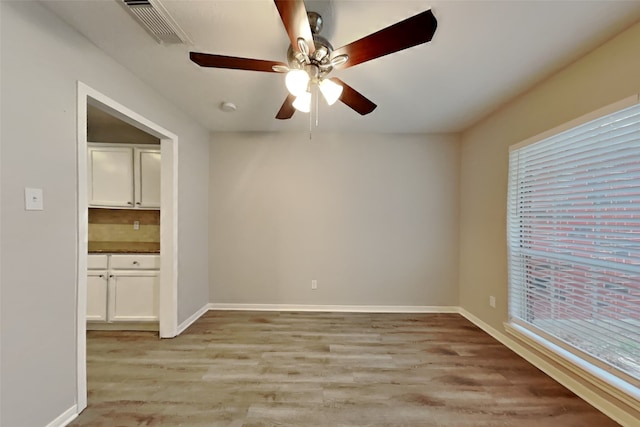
[76,81,179,411]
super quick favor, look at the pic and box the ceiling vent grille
[121,0,191,45]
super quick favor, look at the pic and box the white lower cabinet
[87,270,108,321]
[109,271,159,322]
[87,254,159,325]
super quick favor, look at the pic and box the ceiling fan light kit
[189,0,437,121]
[283,61,343,112]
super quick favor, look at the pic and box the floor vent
[121,0,191,45]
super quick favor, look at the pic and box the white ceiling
[43,0,640,134]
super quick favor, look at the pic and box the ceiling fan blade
[190,52,287,73]
[332,9,437,69]
[330,78,377,115]
[274,0,315,55]
[276,94,296,120]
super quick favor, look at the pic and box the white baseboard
[457,308,639,427]
[87,322,159,331]
[45,405,77,427]
[176,303,210,335]
[207,303,459,313]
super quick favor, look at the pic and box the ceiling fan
[189,0,437,120]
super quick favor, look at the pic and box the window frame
[506,94,640,403]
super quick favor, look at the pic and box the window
[507,97,640,390]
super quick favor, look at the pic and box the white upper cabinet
[135,148,161,208]
[88,144,160,209]
[88,146,134,207]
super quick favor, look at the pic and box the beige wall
[210,132,460,307]
[459,21,640,330]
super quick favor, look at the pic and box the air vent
[121,0,191,45]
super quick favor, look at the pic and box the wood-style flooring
[70,311,619,426]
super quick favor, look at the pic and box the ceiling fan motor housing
[286,12,335,79]
[287,37,333,72]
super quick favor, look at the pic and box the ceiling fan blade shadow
[332,9,437,69]
[276,94,296,120]
[190,52,287,73]
[330,78,377,115]
[274,0,315,55]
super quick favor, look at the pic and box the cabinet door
[108,271,159,322]
[135,148,161,208]
[88,146,134,207]
[87,271,108,321]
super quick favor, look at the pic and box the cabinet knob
[136,202,141,205]
[99,274,104,278]
[109,274,114,278]
[127,202,133,205]
[133,261,140,265]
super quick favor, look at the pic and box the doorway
[76,82,178,412]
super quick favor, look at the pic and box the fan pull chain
[315,85,319,127]
[309,85,320,141]
[309,93,312,141]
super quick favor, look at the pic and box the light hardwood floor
[70,311,619,426]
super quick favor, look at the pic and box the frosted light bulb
[285,69,310,96]
[292,91,312,113]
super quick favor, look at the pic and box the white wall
[0,2,209,426]
[210,132,460,307]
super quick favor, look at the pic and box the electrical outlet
[25,187,44,210]
[133,221,140,230]
[489,296,496,308]
[311,280,317,290]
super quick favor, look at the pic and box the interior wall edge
[176,302,210,335]
[43,404,78,427]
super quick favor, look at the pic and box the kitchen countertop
[88,241,160,254]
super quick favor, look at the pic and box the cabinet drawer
[88,254,108,269]
[109,254,160,270]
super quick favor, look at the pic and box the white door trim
[76,82,179,412]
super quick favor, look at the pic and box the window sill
[504,322,640,413]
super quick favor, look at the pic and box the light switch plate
[25,187,44,211]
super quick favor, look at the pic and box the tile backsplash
[88,208,160,243]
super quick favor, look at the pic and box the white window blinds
[507,101,640,386]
